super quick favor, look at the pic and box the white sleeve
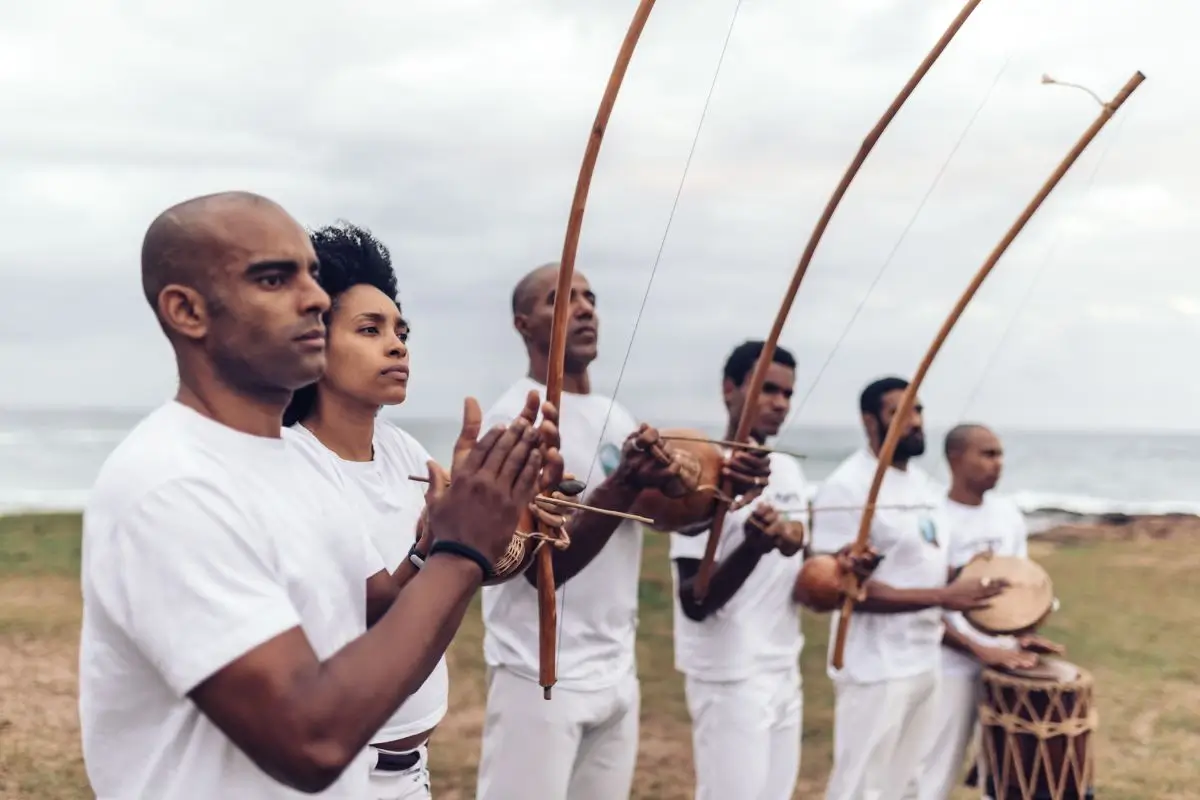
[669,530,709,561]
[1011,502,1030,558]
[98,479,304,697]
[809,479,862,554]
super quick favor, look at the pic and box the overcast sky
[0,0,1194,431]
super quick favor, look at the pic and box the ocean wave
[0,429,128,447]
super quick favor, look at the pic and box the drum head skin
[957,554,1056,636]
[1003,656,1081,683]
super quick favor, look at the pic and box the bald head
[945,422,1004,497]
[140,190,328,398]
[944,423,990,460]
[141,191,295,313]
[511,262,560,315]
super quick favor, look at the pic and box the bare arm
[192,554,481,792]
[854,580,946,614]
[674,547,763,621]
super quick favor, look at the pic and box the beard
[895,430,926,459]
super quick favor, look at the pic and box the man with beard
[475,264,768,800]
[919,424,1064,800]
[810,377,1006,800]
[78,192,561,799]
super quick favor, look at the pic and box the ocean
[5,407,1200,524]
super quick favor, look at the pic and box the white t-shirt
[940,494,1029,677]
[670,453,808,682]
[480,377,641,691]
[809,447,950,685]
[79,402,382,799]
[285,420,450,741]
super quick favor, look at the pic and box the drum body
[628,428,723,533]
[978,659,1097,799]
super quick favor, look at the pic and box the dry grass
[0,513,1195,799]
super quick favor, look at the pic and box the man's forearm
[524,473,642,587]
[295,555,481,775]
[940,615,981,657]
[677,543,763,621]
[855,580,945,614]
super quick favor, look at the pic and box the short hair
[859,376,910,416]
[944,423,988,459]
[309,221,399,308]
[722,340,797,387]
[284,221,400,426]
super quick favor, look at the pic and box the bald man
[475,264,767,800]
[78,192,560,799]
[919,424,1063,800]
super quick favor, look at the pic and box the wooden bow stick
[830,71,1145,671]
[533,0,659,699]
[693,0,988,602]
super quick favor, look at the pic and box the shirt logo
[919,516,939,547]
[598,442,622,477]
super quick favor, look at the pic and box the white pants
[825,669,941,800]
[920,672,987,800]
[684,666,802,800]
[368,743,431,800]
[475,666,640,800]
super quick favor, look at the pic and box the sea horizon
[7,404,1200,520]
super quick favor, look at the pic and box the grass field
[1,512,1196,799]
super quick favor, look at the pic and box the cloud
[0,0,1195,431]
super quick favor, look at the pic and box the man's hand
[937,576,1010,612]
[426,396,564,567]
[835,544,882,583]
[613,424,696,497]
[977,645,1039,671]
[743,504,785,555]
[1017,633,1065,655]
[723,449,771,509]
[774,520,807,557]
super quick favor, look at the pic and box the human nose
[298,270,330,316]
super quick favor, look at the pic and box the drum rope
[977,705,1098,738]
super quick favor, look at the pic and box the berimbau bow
[533,0,659,700]
[693,0,988,600]
[829,70,1145,670]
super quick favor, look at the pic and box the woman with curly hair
[283,221,446,799]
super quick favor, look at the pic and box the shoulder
[769,452,807,482]
[815,451,866,497]
[374,420,435,469]
[483,379,539,425]
[89,405,231,517]
[989,493,1027,526]
[281,425,346,487]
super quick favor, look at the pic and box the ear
[721,377,738,409]
[513,313,531,342]
[861,412,878,442]
[157,284,210,341]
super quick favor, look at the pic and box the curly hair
[284,220,401,426]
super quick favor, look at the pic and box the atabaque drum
[957,553,1056,636]
[978,658,1097,799]
[628,428,723,533]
